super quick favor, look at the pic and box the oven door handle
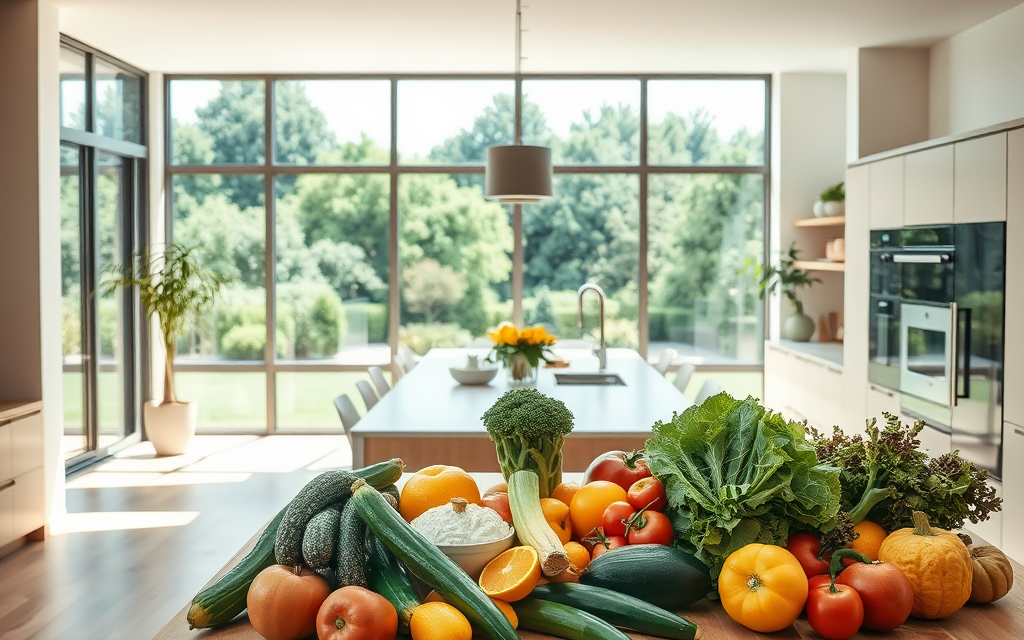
[893,253,952,264]
[950,302,959,407]
[958,307,971,401]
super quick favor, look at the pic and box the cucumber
[335,499,367,587]
[365,531,420,634]
[530,582,701,640]
[512,598,632,640]
[349,480,518,640]
[275,458,403,565]
[580,544,712,610]
[186,506,286,629]
[302,504,341,570]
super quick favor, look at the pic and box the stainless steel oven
[899,302,955,407]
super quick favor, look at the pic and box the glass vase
[504,351,538,385]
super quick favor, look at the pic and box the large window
[167,75,768,433]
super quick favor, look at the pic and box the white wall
[148,73,166,407]
[930,3,1024,137]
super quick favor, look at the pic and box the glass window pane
[277,371,390,433]
[170,80,266,165]
[274,80,390,165]
[399,174,512,351]
[648,174,764,365]
[275,174,390,365]
[95,59,142,142]
[175,372,266,432]
[60,144,87,460]
[60,46,87,130]
[648,79,766,165]
[523,174,639,349]
[397,80,514,164]
[521,80,640,165]
[172,174,266,361]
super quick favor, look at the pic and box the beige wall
[851,48,930,159]
[930,3,1024,138]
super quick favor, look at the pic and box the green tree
[402,258,467,323]
[528,287,560,334]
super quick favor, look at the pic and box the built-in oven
[899,302,956,407]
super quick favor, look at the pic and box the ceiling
[56,0,1024,75]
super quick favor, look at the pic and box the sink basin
[554,372,626,386]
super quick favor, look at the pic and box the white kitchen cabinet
[866,384,900,432]
[1005,129,1024,428]
[954,132,1007,223]
[1002,421,1024,563]
[0,424,11,483]
[763,344,791,415]
[912,419,953,458]
[843,165,870,436]
[0,481,12,546]
[904,145,953,226]
[10,412,42,477]
[870,156,904,229]
[11,466,43,540]
[0,406,44,550]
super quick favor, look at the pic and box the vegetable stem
[911,511,937,536]
[848,487,893,525]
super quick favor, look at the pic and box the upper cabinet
[869,156,904,229]
[904,145,953,226]
[954,132,1008,223]
[1006,128,1024,428]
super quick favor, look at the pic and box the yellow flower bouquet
[486,322,557,383]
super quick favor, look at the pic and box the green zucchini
[335,499,367,587]
[186,505,286,629]
[365,531,420,634]
[511,598,632,640]
[530,582,701,640]
[275,458,404,565]
[302,504,341,570]
[580,544,711,610]
[349,480,518,640]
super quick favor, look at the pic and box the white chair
[673,363,697,394]
[368,366,391,397]
[694,378,724,405]
[332,394,360,444]
[356,379,379,411]
[398,346,419,373]
[653,348,677,376]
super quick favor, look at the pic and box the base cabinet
[912,419,953,458]
[1002,421,1024,564]
[763,343,843,431]
[0,407,44,550]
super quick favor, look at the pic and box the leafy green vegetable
[809,413,1001,534]
[644,393,842,581]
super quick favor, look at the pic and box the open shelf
[794,215,845,228]
[793,260,845,272]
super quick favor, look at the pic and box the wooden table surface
[154,519,1024,640]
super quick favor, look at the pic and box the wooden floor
[0,435,351,640]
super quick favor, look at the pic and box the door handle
[893,254,952,264]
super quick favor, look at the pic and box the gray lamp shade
[485,145,553,203]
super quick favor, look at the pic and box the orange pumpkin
[247,564,330,640]
[969,545,1014,604]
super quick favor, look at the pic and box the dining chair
[356,379,379,411]
[332,394,360,445]
[368,366,391,397]
[693,378,724,405]
[673,363,697,395]
[653,348,677,376]
[398,345,419,372]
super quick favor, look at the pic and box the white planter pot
[823,200,845,216]
[812,200,826,217]
[144,400,197,456]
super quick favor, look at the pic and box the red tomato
[806,583,864,640]
[583,450,652,491]
[786,533,831,578]
[626,476,666,512]
[590,535,628,559]
[601,501,636,537]
[316,586,397,640]
[625,510,673,545]
[835,559,914,631]
[804,574,833,614]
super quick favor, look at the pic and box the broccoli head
[481,388,574,498]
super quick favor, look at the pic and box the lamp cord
[514,0,523,145]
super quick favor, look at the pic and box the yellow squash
[878,511,973,619]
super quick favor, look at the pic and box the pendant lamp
[485,0,553,203]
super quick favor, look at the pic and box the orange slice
[478,545,542,602]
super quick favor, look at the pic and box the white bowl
[436,529,515,579]
[449,366,499,385]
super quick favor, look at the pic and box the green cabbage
[644,393,841,582]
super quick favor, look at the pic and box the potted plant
[753,243,821,342]
[813,181,845,217]
[105,244,221,455]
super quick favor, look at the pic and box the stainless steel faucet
[577,283,607,371]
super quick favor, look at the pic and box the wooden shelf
[793,260,845,272]
[794,215,845,227]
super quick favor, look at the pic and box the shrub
[221,324,266,360]
[528,287,560,334]
[449,281,491,337]
[399,322,471,355]
[365,303,388,343]
[277,282,347,358]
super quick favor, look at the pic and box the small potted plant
[105,244,221,455]
[753,243,821,342]
[813,181,845,217]
[486,322,557,385]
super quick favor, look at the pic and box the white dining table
[349,348,691,472]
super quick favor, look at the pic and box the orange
[409,602,471,640]
[548,541,591,583]
[540,498,572,544]
[478,545,542,602]
[491,598,518,629]
[850,520,888,561]
[400,465,480,522]
[569,481,628,539]
[551,481,581,506]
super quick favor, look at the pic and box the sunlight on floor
[66,471,253,489]
[51,510,201,535]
